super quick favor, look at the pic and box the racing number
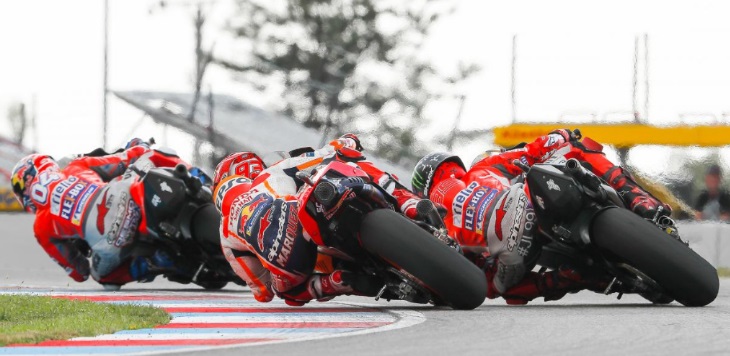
[31,172,59,204]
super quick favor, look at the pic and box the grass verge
[0,294,170,346]
[719,267,730,278]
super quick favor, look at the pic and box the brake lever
[512,159,530,173]
[295,171,316,186]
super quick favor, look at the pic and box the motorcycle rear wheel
[591,208,719,307]
[360,209,487,310]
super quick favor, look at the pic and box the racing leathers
[30,144,186,284]
[427,130,670,304]
[215,138,421,305]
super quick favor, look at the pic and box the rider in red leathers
[11,139,190,286]
[412,129,672,304]
[214,134,424,305]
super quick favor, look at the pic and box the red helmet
[11,154,60,213]
[213,152,265,188]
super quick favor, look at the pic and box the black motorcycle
[296,160,487,310]
[81,143,242,290]
[525,158,718,306]
[127,163,244,289]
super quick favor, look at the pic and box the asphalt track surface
[2,213,729,356]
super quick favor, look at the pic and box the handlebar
[174,164,212,202]
[565,158,602,191]
[311,176,392,210]
[416,199,447,229]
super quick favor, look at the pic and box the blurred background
[2,0,730,223]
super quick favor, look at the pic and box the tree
[213,0,477,165]
[6,102,27,146]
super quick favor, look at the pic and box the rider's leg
[492,265,609,305]
[566,140,671,219]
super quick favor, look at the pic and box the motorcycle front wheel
[591,207,719,307]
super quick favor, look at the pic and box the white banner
[677,221,730,268]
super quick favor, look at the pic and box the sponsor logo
[111,199,140,247]
[257,209,273,251]
[475,190,498,234]
[464,187,491,231]
[227,194,247,236]
[151,195,161,207]
[547,179,561,191]
[60,181,88,220]
[160,181,172,193]
[72,184,98,226]
[106,192,135,246]
[215,177,251,211]
[452,181,479,227]
[50,176,77,215]
[108,192,129,239]
[506,195,528,252]
[241,194,270,236]
[268,200,288,261]
[276,206,299,267]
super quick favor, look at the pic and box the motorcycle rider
[10,138,193,287]
[412,129,672,304]
[213,134,425,305]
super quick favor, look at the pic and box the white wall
[677,221,730,268]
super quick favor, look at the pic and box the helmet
[213,152,266,189]
[411,152,466,198]
[11,154,59,213]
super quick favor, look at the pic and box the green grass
[0,294,170,346]
[719,267,730,278]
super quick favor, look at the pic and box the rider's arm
[471,130,572,180]
[66,145,151,182]
[355,160,421,219]
[34,228,90,282]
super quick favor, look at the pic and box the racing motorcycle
[80,144,243,290]
[296,160,487,310]
[524,158,718,306]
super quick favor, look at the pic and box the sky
[1,0,730,178]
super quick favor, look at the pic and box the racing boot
[602,166,672,220]
[497,266,609,305]
[130,250,189,283]
[280,270,383,306]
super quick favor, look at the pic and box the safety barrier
[0,188,22,212]
[678,221,730,268]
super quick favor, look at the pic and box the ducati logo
[546,179,561,192]
[160,181,172,193]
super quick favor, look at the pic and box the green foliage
[0,295,169,346]
[215,0,477,165]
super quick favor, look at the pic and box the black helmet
[411,152,465,198]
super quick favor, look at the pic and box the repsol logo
[214,177,250,211]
